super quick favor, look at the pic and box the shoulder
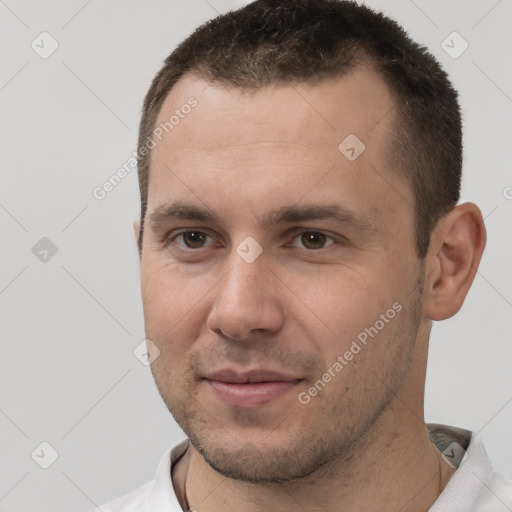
[473,471,512,511]
[84,439,189,512]
[427,423,512,511]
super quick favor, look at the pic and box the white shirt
[89,424,512,511]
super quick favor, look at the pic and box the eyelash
[164,229,339,252]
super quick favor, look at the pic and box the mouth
[203,369,303,408]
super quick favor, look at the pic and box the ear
[423,202,486,321]
[133,219,141,245]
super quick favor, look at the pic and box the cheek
[140,259,212,357]
[284,267,379,343]
[288,263,410,373]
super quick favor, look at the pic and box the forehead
[153,64,396,159]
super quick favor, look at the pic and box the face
[139,66,426,483]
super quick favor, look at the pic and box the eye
[167,230,216,249]
[165,229,339,252]
[290,231,335,250]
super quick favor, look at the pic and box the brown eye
[182,231,207,248]
[171,231,213,249]
[291,231,334,250]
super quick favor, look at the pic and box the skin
[134,65,486,511]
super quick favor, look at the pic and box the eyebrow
[148,201,377,233]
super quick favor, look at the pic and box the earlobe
[423,203,486,321]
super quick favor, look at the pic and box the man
[92,1,511,510]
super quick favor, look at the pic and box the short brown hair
[136,0,462,259]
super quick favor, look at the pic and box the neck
[183,411,454,512]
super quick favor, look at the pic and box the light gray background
[0,1,510,511]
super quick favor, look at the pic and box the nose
[206,247,285,341]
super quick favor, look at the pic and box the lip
[204,369,303,408]
[204,369,301,383]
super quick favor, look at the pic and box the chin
[187,427,337,483]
